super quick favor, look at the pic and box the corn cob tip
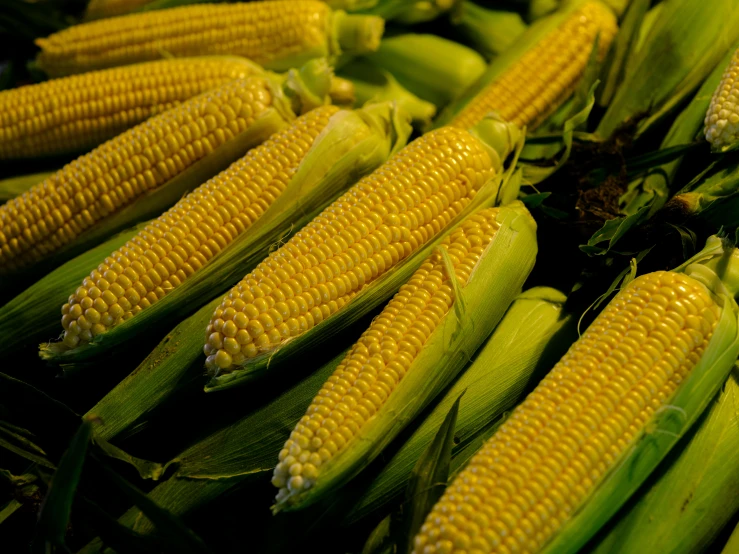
[705,48,739,152]
[334,12,385,55]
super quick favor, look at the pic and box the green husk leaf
[722,520,739,554]
[338,59,437,126]
[0,171,54,203]
[0,223,144,357]
[362,515,393,554]
[96,464,212,554]
[587,367,739,554]
[365,34,486,108]
[596,0,649,108]
[77,495,161,554]
[274,201,538,510]
[596,0,739,139]
[396,394,461,554]
[344,287,575,524]
[31,418,93,554]
[541,237,739,554]
[40,101,410,365]
[451,3,528,60]
[633,2,663,54]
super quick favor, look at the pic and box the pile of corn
[1,1,739,553]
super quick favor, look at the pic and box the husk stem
[540,236,739,554]
[586,367,739,554]
[342,287,576,524]
[274,201,539,512]
[205,115,521,392]
[364,34,486,108]
[4,61,333,291]
[451,2,528,60]
[338,59,437,126]
[40,102,411,365]
[596,0,739,140]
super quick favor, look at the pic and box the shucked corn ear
[203,118,522,377]
[413,236,739,554]
[35,1,385,78]
[437,0,617,130]
[705,47,739,152]
[589,367,739,554]
[0,57,262,160]
[345,287,576,525]
[41,102,411,361]
[0,61,332,276]
[272,202,538,510]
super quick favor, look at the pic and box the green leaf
[77,495,161,554]
[32,418,93,553]
[396,394,462,554]
[362,515,393,554]
[96,464,213,554]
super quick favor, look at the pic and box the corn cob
[345,287,576,525]
[413,236,739,554]
[0,61,332,276]
[83,0,155,20]
[41,102,410,361]
[589,367,739,554]
[271,202,538,510]
[203,119,522,378]
[365,34,487,109]
[0,57,261,160]
[439,0,617,131]
[35,1,384,78]
[705,48,739,152]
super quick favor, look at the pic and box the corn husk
[274,201,539,511]
[364,34,486,109]
[587,367,739,554]
[451,2,528,61]
[596,0,739,139]
[338,59,437,126]
[343,286,576,524]
[722,521,739,554]
[39,101,411,366]
[0,171,54,203]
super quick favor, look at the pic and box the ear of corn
[0,223,144,357]
[203,116,523,391]
[271,202,538,511]
[338,59,437,127]
[40,101,411,364]
[413,235,739,554]
[588,366,739,554]
[36,1,384,77]
[597,0,739,139]
[1,61,332,280]
[705,48,739,153]
[0,57,263,160]
[452,3,528,61]
[344,287,576,525]
[437,0,618,131]
[365,34,487,109]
